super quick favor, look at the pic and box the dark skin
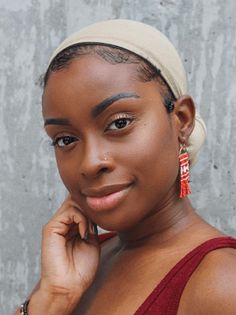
[15,55,236,315]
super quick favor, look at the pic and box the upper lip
[81,183,132,197]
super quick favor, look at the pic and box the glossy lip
[82,183,132,211]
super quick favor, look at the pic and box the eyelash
[51,135,78,147]
[105,113,135,132]
[51,113,135,148]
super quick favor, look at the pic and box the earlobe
[173,95,195,144]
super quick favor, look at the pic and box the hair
[43,44,176,112]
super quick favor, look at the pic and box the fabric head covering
[49,19,206,166]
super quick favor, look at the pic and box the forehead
[42,55,163,118]
[45,55,140,91]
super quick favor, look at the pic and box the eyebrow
[44,118,70,127]
[44,92,140,126]
[91,92,140,118]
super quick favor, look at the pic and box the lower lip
[86,186,131,211]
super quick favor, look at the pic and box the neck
[117,197,200,247]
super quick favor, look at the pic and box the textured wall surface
[0,0,236,314]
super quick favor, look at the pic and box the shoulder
[179,246,236,315]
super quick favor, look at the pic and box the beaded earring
[179,144,191,198]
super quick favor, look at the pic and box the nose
[79,141,114,179]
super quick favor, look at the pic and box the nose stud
[103,152,111,161]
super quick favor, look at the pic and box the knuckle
[42,221,55,232]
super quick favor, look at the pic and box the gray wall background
[0,0,236,314]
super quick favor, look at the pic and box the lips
[82,184,132,211]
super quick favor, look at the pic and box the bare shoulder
[179,246,236,315]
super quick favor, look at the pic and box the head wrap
[49,19,206,166]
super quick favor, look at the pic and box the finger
[80,221,99,245]
[43,207,88,240]
[65,223,82,242]
[86,227,100,252]
[88,221,98,236]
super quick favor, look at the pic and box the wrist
[28,285,82,315]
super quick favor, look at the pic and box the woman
[16,20,236,315]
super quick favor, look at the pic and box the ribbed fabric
[98,234,236,315]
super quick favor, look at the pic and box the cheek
[53,115,179,201]
[54,152,78,193]
[118,117,179,190]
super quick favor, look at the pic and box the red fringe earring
[179,144,191,198]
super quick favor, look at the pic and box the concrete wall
[0,0,236,313]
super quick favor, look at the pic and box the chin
[92,210,142,233]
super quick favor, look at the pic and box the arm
[15,197,100,315]
[15,288,82,315]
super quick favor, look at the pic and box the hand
[39,195,100,301]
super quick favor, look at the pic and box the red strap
[134,237,236,315]
[98,232,117,244]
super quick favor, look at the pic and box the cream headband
[49,19,206,166]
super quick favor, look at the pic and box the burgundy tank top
[99,233,236,315]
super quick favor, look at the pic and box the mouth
[82,183,132,211]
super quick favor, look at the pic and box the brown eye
[108,118,132,130]
[52,136,78,147]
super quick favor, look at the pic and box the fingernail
[82,230,89,240]
[93,223,98,235]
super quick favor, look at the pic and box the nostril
[81,167,109,178]
[80,152,114,178]
[99,167,109,174]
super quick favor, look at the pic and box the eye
[52,135,78,148]
[107,117,133,131]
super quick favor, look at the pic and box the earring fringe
[179,146,191,198]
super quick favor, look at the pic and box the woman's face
[42,55,180,231]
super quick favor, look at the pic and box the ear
[173,95,195,144]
